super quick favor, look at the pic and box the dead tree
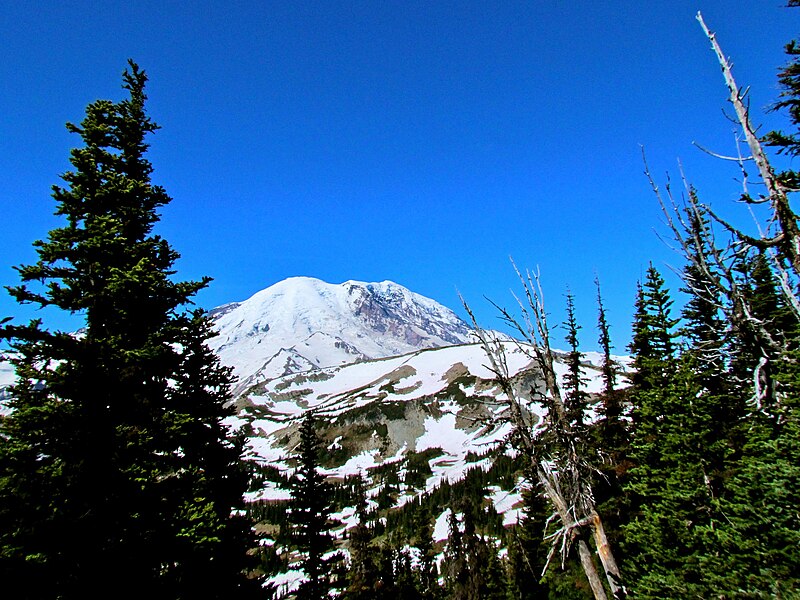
[462,264,624,600]
[644,151,786,409]
[695,12,800,320]
[641,13,800,409]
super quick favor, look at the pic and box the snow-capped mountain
[208,277,473,394]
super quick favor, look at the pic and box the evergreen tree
[678,205,743,499]
[412,514,441,600]
[505,481,552,600]
[343,474,382,599]
[287,412,341,599]
[621,264,741,597]
[729,252,794,408]
[562,289,588,432]
[590,279,628,581]
[442,499,506,600]
[708,377,800,596]
[593,278,625,454]
[595,278,619,399]
[0,61,258,598]
[764,0,800,190]
[629,265,678,387]
[442,509,468,598]
[623,267,679,491]
[705,256,800,594]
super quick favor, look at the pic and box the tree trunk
[577,538,609,600]
[590,510,625,598]
[538,468,609,600]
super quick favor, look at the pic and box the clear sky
[1,2,797,351]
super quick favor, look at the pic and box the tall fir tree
[505,482,553,600]
[678,203,742,499]
[562,289,588,433]
[0,62,259,598]
[621,266,707,598]
[590,279,628,577]
[343,474,383,599]
[287,412,341,599]
[621,264,742,597]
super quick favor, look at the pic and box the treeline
[258,412,520,600]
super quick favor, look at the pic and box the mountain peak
[208,277,471,394]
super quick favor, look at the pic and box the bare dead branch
[697,11,800,275]
[692,140,754,162]
[464,266,625,599]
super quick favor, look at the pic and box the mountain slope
[236,340,617,513]
[235,340,629,595]
[208,277,473,393]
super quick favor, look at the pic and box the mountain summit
[208,277,472,393]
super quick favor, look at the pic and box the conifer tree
[562,289,588,432]
[413,515,441,600]
[441,499,506,600]
[0,61,258,598]
[593,278,626,455]
[678,209,742,499]
[709,367,800,595]
[287,412,341,599]
[590,279,628,574]
[705,256,800,594]
[343,474,382,599]
[595,279,618,399]
[442,509,468,598]
[622,265,738,597]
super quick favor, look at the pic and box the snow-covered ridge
[208,277,473,394]
[235,338,629,588]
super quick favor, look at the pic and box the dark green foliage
[0,62,258,598]
[594,278,621,403]
[562,289,589,432]
[343,475,381,599]
[592,278,628,462]
[504,481,555,599]
[344,489,441,600]
[589,280,629,584]
[621,251,800,596]
[287,412,342,599]
[441,498,507,600]
[765,1,800,188]
[704,270,800,595]
[678,208,743,499]
[729,252,794,408]
[629,266,678,387]
[621,361,721,597]
[622,266,726,596]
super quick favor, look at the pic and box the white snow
[433,508,453,542]
[208,277,473,394]
[487,485,524,526]
[270,569,304,597]
[0,357,15,389]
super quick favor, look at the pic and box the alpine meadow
[2,5,800,600]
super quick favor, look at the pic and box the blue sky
[1,2,798,350]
